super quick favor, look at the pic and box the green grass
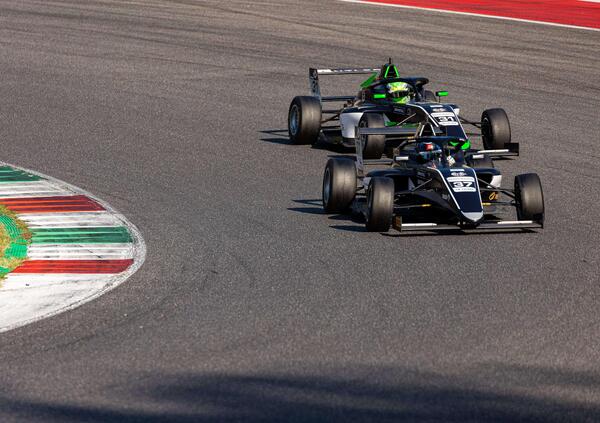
[0,205,31,282]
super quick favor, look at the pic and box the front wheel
[322,158,357,213]
[481,108,511,150]
[288,96,321,145]
[365,177,394,232]
[514,173,544,223]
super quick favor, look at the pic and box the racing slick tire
[288,96,321,145]
[365,177,394,232]
[514,173,544,223]
[359,113,386,160]
[322,158,357,213]
[423,90,437,102]
[481,108,511,150]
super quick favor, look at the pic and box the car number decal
[447,176,477,192]
[431,111,459,126]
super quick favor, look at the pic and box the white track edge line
[338,0,600,32]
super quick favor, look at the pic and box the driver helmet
[387,82,412,104]
[416,141,442,162]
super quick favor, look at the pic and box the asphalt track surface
[0,1,599,421]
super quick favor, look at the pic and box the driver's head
[416,141,442,162]
[387,82,412,104]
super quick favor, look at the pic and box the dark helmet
[416,142,442,162]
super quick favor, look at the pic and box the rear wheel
[365,177,394,232]
[322,158,357,213]
[288,96,321,145]
[514,173,544,223]
[481,108,511,150]
[359,113,386,160]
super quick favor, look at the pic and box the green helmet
[386,82,411,104]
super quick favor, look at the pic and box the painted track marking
[340,0,600,31]
[0,163,145,333]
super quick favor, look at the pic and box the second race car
[288,59,514,161]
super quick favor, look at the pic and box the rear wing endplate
[354,126,419,176]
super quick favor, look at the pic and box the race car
[288,60,513,160]
[321,133,544,233]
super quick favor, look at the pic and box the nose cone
[462,211,484,223]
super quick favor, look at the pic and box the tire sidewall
[366,177,394,231]
[289,96,321,145]
[515,173,544,221]
[360,113,385,160]
[482,108,511,150]
[322,159,356,213]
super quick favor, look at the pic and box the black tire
[288,96,321,145]
[365,177,394,232]
[423,90,437,102]
[359,113,385,160]
[514,173,544,222]
[322,158,357,213]
[469,155,494,168]
[481,108,511,150]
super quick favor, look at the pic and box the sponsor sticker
[431,112,459,126]
[447,176,476,192]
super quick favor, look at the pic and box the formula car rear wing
[310,67,378,101]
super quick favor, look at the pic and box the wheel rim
[323,167,331,206]
[289,105,299,136]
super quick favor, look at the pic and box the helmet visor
[389,90,410,99]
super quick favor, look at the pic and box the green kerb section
[31,227,132,244]
[0,215,29,275]
[0,166,42,183]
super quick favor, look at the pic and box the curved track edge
[0,162,146,333]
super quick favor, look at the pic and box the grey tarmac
[0,0,599,421]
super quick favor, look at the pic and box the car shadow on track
[290,200,539,236]
[260,130,354,153]
[260,129,292,145]
[2,364,599,422]
[289,199,359,223]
